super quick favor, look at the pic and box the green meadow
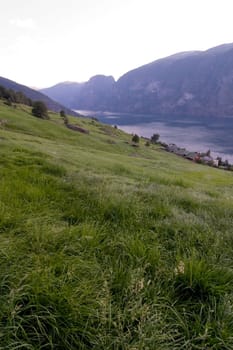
[1,101,233,349]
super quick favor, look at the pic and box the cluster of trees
[131,133,160,145]
[0,85,32,106]
[0,86,50,120]
[31,106,69,122]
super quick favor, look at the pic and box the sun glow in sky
[1,0,233,88]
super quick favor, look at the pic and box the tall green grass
[0,102,233,348]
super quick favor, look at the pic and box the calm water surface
[77,111,233,162]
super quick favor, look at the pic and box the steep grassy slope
[1,102,233,349]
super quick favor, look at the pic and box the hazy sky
[1,0,233,88]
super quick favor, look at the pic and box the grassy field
[1,101,233,349]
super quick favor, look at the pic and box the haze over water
[78,111,233,162]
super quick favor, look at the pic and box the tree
[60,110,69,125]
[60,110,66,118]
[206,149,211,157]
[132,134,140,143]
[32,101,49,119]
[150,133,160,144]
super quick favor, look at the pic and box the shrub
[132,134,140,143]
[32,101,49,119]
[60,110,69,125]
[151,133,160,144]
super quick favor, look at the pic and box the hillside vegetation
[1,102,233,349]
[0,76,78,117]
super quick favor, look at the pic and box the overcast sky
[1,0,233,88]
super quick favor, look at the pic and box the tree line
[0,85,33,106]
[0,85,51,120]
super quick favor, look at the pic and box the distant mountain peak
[88,75,115,84]
[205,42,233,54]
[40,42,233,117]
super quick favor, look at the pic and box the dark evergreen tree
[32,101,49,119]
[150,133,160,144]
[132,134,140,143]
[60,110,68,124]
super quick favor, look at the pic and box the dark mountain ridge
[114,43,233,116]
[0,77,78,116]
[41,43,233,117]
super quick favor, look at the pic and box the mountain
[41,75,116,111]
[115,43,233,117]
[41,81,84,109]
[73,75,116,111]
[41,43,233,117]
[0,76,78,116]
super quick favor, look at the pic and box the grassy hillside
[1,101,233,349]
[0,76,79,117]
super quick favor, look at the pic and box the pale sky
[1,0,233,88]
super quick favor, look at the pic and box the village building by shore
[164,143,231,170]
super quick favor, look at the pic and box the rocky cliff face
[41,75,116,111]
[114,44,233,116]
[73,75,116,111]
[41,43,233,117]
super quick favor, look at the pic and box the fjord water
[77,111,233,162]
